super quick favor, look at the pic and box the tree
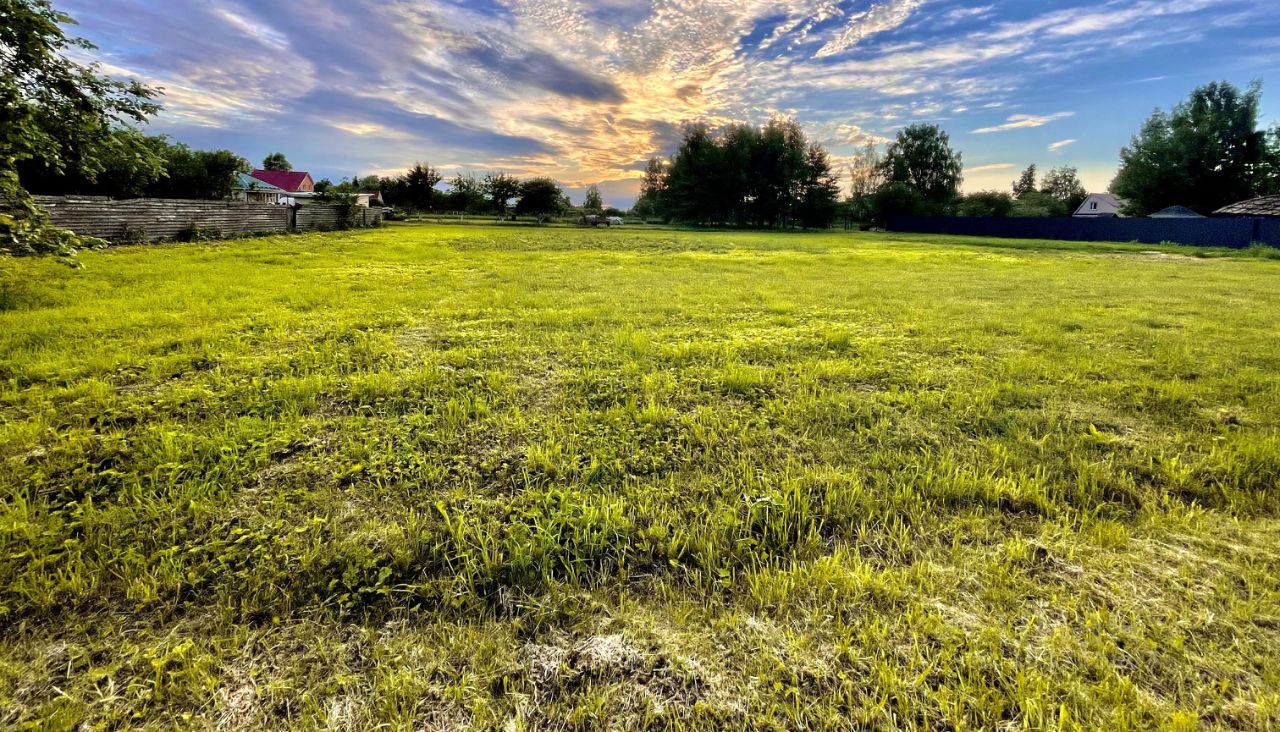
[1039,166,1087,213]
[880,124,963,204]
[847,143,885,222]
[1012,164,1037,198]
[868,182,926,226]
[1111,81,1267,214]
[443,172,486,213]
[957,191,1015,217]
[2,0,160,258]
[1256,124,1280,196]
[482,172,520,216]
[261,152,291,172]
[1011,190,1066,217]
[582,184,603,212]
[633,157,667,219]
[654,118,839,227]
[516,177,569,222]
[796,143,840,228]
[386,163,442,213]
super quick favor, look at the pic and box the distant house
[1214,195,1280,217]
[231,172,284,204]
[247,169,315,194]
[1148,205,1204,219]
[1073,194,1126,218]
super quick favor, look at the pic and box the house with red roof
[247,169,315,194]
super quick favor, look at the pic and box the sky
[61,0,1280,209]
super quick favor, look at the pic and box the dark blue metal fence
[886,216,1278,248]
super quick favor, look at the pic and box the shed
[1213,195,1280,217]
[1148,205,1204,219]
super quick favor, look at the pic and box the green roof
[233,172,285,191]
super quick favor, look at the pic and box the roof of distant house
[1214,195,1280,217]
[1148,205,1204,218]
[234,172,284,191]
[248,169,312,192]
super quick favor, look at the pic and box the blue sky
[62,0,1280,208]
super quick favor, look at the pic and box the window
[1090,202,1098,210]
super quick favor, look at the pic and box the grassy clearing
[1,225,1278,730]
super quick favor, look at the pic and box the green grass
[2,224,1278,730]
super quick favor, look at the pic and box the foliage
[879,124,963,204]
[956,190,1015,217]
[515,177,570,221]
[261,152,291,172]
[1011,164,1037,198]
[2,224,1278,729]
[652,119,840,228]
[847,143,885,222]
[582,184,604,212]
[442,172,487,214]
[381,163,442,213]
[1111,81,1268,215]
[868,181,926,224]
[1,0,160,258]
[20,132,246,201]
[1011,190,1068,217]
[482,172,521,216]
[632,157,667,220]
[1039,165,1088,213]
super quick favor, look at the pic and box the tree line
[633,119,841,228]
[6,0,1280,260]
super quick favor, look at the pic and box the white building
[1073,194,1126,218]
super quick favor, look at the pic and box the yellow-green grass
[1,225,1278,730]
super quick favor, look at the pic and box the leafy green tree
[393,163,441,213]
[582,184,604,212]
[796,143,840,228]
[868,182,926,225]
[847,143,885,222]
[880,124,963,204]
[516,177,569,222]
[261,152,291,172]
[444,173,486,213]
[1111,81,1267,214]
[957,191,1015,217]
[633,157,667,219]
[1011,190,1066,217]
[2,0,160,258]
[482,172,520,216]
[1039,166,1087,212]
[1012,164,1037,198]
[147,144,247,200]
[1258,124,1280,196]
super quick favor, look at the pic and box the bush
[956,191,1014,217]
[869,183,927,225]
[1011,191,1068,217]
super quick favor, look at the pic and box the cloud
[973,112,1075,134]
[53,0,1279,201]
[1048,139,1077,152]
[964,163,1017,173]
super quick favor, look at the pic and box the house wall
[36,196,382,244]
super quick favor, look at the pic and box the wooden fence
[35,196,383,244]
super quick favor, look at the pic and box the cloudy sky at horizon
[62,0,1280,208]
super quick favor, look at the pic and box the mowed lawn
[2,224,1279,731]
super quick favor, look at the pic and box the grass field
[2,225,1279,731]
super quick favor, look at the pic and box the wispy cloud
[973,112,1075,134]
[54,0,1280,204]
[964,163,1017,173]
[1049,139,1077,152]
